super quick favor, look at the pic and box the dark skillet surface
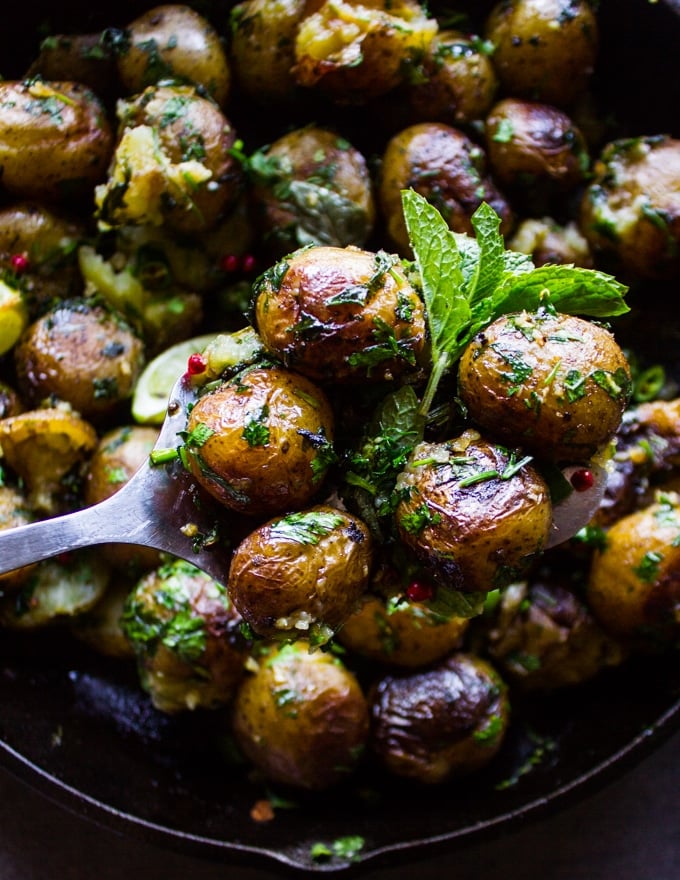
[0,0,679,873]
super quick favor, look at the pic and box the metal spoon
[0,373,232,583]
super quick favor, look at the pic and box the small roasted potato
[398,29,499,127]
[369,652,510,783]
[293,0,438,103]
[229,0,307,103]
[248,126,376,256]
[184,366,335,518]
[231,641,369,790]
[121,558,249,713]
[378,122,514,254]
[394,431,553,593]
[481,577,625,690]
[228,505,372,643]
[338,587,469,668]
[579,136,680,280]
[83,424,161,574]
[0,406,98,514]
[509,217,594,268]
[253,245,426,383]
[115,4,231,107]
[26,32,118,100]
[0,202,85,316]
[587,492,680,646]
[0,483,36,590]
[485,98,589,211]
[0,278,28,356]
[457,310,632,462]
[0,550,110,629]
[484,0,598,107]
[14,298,145,422]
[70,575,136,659]
[0,80,113,202]
[95,84,243,235]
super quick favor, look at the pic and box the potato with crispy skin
[484,0,598,107]
[184,366,335,518]
[116,4,231,107]
[378,122,514,255]
[0,80,113,202]
[228,504,372,643]
[232,641,369,790]
[370,652,510,783]
[394,431,552,594]
[457,310,632,463]
[253,245,426,383]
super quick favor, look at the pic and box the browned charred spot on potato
[457,310,632,463]
[369,652,510,783]
[232,641,369,790]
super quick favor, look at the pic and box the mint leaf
[401,189,468,365]
[491,264,630,318]
[467,201,506,304]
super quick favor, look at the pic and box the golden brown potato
[26,32,119,100]
[293,0,438,102]
[457,310,632,463]
[116,4,231,107]
[394,431,553,593]
[587,492,680,646]
[0,407,98,514]
[184,366,335,517]
[579,136,680,280]
[121,558,249,713]
[0,80,113,202]
[229,0,307,103]
[0,202,85,316]
[398,29,499,127]
[369,652,510,783]
[228,505,372,643]
[509,217,594,268]
[95,84,243,235]
[14,298,145,422]
[485,98,589,210]
[249,126,376,256]
[378,122,514,254]
[83,424,161,574]
[253,245,426,384]
[482,578,626,690]
[484,0,598,107]
[232,641,369,790]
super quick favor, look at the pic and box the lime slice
[132,333,218,424]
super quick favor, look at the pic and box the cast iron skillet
[0,0,679,873]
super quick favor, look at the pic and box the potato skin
[14,298,145,422]
[370,652,510,783]
[509,217,594,268]
[457,310,632,462]
[228,504,372,641]
[231,641,369,790]
[579,136,680,281]
[484,0,598,107]
[587,494,680,645]
[378,123,514,254]
[394,432,552,593]
[116,4,231,107]
[0,80,113,201]
[485,98,588,210]
[250,126,376,257]
[254,245,426,383]
[185,366,335,517]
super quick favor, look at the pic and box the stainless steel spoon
[0,373,232,583]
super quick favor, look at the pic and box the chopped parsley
[269,510,344,545]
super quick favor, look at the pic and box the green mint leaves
[401,189,630,415]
